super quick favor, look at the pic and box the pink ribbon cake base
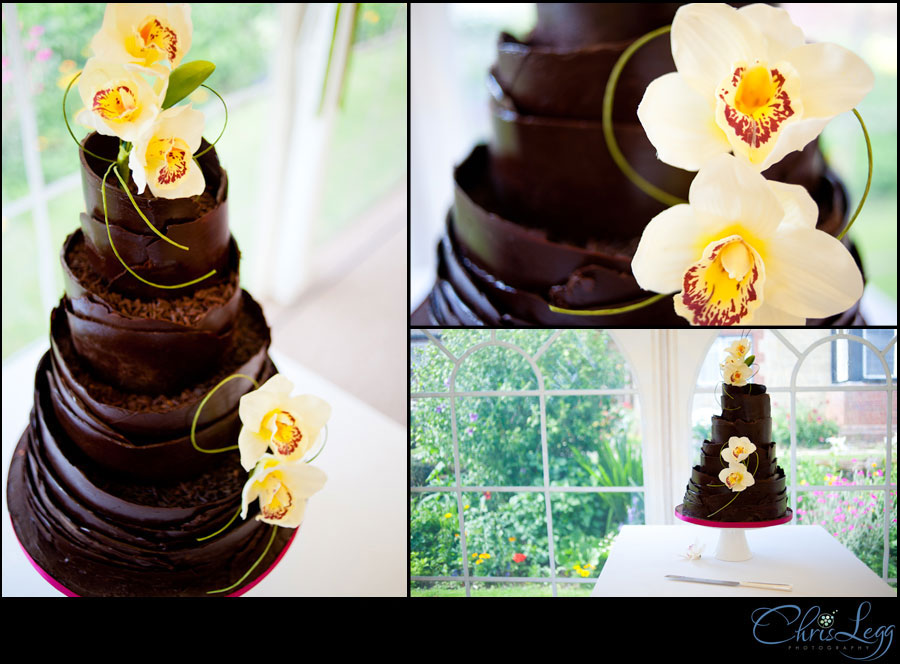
[674,504,794,528]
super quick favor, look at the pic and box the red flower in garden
[484,491,491,499]
[512,553,526,563]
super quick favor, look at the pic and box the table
[2,343,407,597]
[592,525,896,597]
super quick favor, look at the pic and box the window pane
[788,391,893,487]
[10,3,105,188]
[1,17,25,206]
[317,4,407,246]
[1,210,42,356]
[410,397,453,487]
[463,491,549,577]
[454,345,537,391]
[551,493,642,579]
[410,492,462,577]
[537,330,633,390]
[410,333,454,393]
[546,395,642,487]
[456,396,541,486]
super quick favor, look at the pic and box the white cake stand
[674,505,793,561]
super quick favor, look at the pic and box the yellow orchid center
[734,65,777,117]
[146,136,191,187]
[717,61,798,162]
[257,472,293,521]
[136,16,178,65]
[263,409,303,457]
[92,84,139,123]
[733,446,746,457]
[725,471,743,488]
[674,235,765,326]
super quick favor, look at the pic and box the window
[410,329,644,597]
[692,329,897,585]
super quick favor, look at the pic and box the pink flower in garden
[36,48,52,63]
[24,38,39,51]
[29,25,45,38]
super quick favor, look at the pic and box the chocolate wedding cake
[680,355,788,522]
[6,132,293,596]
[411,3,864,326]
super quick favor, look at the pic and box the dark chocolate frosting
[8,127,293,595]
[412,2,865,326]
[7,354,292,597]
[681,382,788,522]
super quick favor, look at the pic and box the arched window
[411,329,644,597]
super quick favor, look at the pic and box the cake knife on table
[665,575,792,591]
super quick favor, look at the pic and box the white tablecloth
[2,343,407,597]
[592,524,896,597]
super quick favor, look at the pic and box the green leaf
[745,354,755,367]
[162,60,216,109]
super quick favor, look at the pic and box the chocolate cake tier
[79,132,230,297]
[681,384,788,522]
[49,289,275,481]
[8,122,295,594]
[7,352,292,597]
[412,2,866,326]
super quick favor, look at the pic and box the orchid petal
[764,224,864,318]
[637,73,731,171]
[631,204,703,293]
[786,42,875,118]
[671,3,764,97]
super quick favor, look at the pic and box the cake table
[591,525,896,597]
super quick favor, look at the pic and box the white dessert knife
[665,574,792,591]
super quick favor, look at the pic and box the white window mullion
[4,3,57,315]
[254,2,356,304]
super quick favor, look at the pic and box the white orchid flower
[128,104,205,198]
[241,455,327,528]
[631,153,863,326]
[719,462,756,492]
[91,3,192,74]
[637,3,873,172]
[721,436,757,464]
[76,58,164,144]
[238,374,332,472]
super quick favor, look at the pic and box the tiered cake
[6,131,293,596]
[411,3,864,326]
[680,349,788,522]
